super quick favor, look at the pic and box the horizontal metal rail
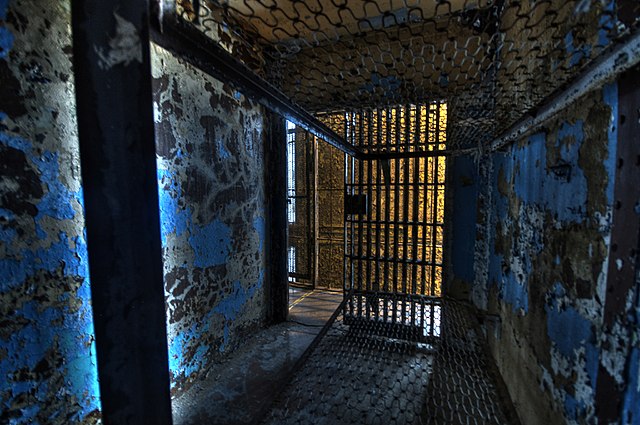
[345,254,443,268]
[344,218,443,227]
[491,29,640,150]
[150,13,363,159]
[363,147,476,160]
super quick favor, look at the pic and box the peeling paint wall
[445,2,640,422]
[460,84,620,425]
[151,44,268,396]
[0,1,101,423]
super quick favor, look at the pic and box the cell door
[287,121,314,288]
[343,103,447,341]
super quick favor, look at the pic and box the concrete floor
[171,288,343,425]
[172,290,517,425]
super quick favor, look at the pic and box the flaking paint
[151,44,268,396]
[456,84,619,424]
[0,1,101,423]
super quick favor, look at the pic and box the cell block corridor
[1,0,639,425]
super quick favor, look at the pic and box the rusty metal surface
[150,15,363,157]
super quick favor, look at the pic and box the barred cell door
[343,103,447,341]
[287,122,315,288]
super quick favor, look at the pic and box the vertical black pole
[71,1,172,424]
[311,135,319,289]
[266,112,288,323]
[596,66,640,423]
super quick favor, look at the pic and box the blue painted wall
[469,83,621,424]
[151,45,268,396]
[0,1,100,423]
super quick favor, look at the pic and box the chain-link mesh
[175,0,639,151]
[260,297,514,425]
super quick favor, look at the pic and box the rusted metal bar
[356,113,365,319]
[374,109,383,320]
[392,107,402,322]
[383,108,392,317]
[430,104,442,296]
[407,105,424,323]
[344,254,442,267]
[366,111,374,318]
[421,107,431,296]
[363,147,476,160]
[402,106,412,323]
[411,105,422,314]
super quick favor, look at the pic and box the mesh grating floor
[261,297,516,425]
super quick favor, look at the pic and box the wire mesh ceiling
[176,0,639,150]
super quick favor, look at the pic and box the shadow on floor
[172,292,518,425]
[171,288,342,425]
[261,298,520,425]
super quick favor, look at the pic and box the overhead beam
[71,1,173,423]
[364,147,477,160]
[491,29,640,151]
[150,13,363,159]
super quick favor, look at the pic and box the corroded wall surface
[151,44,267,396]
[0,1,101,423]
[469,85,619,424]
[447,2,640,421]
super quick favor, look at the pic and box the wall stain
[151,43,267,396]
[458,84,620,425]
[0,1,101,423]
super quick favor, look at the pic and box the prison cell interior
[163,0,639,423]
[1,0,639,424]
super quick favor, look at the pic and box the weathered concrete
[447,2,639,422]
[454,84,622,424]
[151,43,268,397]
[0,1,100,423]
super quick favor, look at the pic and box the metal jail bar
[343,104,446,340]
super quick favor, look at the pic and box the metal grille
[343,104,446,330]
[288,123,313,284]
[174,0,640,151]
